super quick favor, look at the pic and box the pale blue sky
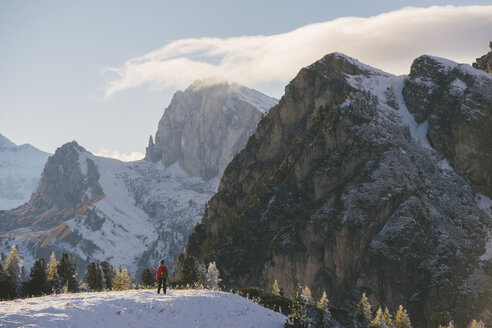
[1,0,491,159]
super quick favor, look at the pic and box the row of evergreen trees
[0,245,134,300]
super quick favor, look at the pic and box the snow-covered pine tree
[5,245,23,297]
[28,258,48,296]
[286,284,309,328]
[100,261,115,290]
[197,262,207,286]
[112,265,131,291]
[84,262,104,291]
[271,280,280,296]
[205,261,221,290]
[316,291,329,311]
[355,293,373,323]
[384,307,395,328]
[395,305,412,328]
[301,286,313,305]
[57,253,78,293]
[371,307,391,328]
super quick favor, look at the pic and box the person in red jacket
[156,259,168,294]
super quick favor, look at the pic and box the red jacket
[156,265,168,279]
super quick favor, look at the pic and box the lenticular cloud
[103,5,492,98]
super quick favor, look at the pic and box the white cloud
[103,5,492,98]
[95,148,144,162]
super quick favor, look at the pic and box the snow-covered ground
[0,289,286,328]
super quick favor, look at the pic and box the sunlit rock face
[146,79,278,180]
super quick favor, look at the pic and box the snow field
[0,289,286,328]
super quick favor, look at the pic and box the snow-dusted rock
[176,53,492,327]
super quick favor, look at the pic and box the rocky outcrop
[473,42,492,73]
[145,80,278,180]
[403,55,492,197]
[176,53,492,327]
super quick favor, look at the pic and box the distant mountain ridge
[175,53,492,327]
[0,82,278,277]
[0,134,50,210]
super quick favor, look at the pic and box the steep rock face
[403,55,492,197]
[146,80,278,179]
[176,54,492,327]
[0,134,50,210]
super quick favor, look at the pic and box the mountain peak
[146,80,277,179]
[0,133,17,150]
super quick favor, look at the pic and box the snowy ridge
[0,289,286,328]
[0,134,50,210]
[343,69,432,148]
[233,83,278,113]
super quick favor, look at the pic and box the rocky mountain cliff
[176,53,492,327]
[146,79,278,180]
[0,134,50,210]
[0,82,277,277]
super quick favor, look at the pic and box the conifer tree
[316,291,329,311]
[140,268,155,288]
[84,262,104,291]
[205,261,221,290]
[5,245,23,297]
[181,256,199,285]
[112,265,131,291]
[355,293,373,323]
[57,253,78,292]
[395,305,413,328]
[0,255,12,299]
[383,307,395,328]
[101,261,115,290]
[301,286,313,305]
[271,280,281,296]
[28,258,48,296]
[46,252,62,294]
[286,284,309,328]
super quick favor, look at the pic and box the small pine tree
[28,258,48,296]
[356,293,373,323]
[181,256,199,285]
[316,291,329,311]
[140,268,156,288]
[395,305,413,328]
[101,261,115,290]
[47,252,57,282]
[5,245,23,297]
[0,255,13,299]
[57,253,78,293]
[301,286,313,305]
[112,265,131,291]
[84,262,104,291]
[286,284,309,328]
[383,307,394,328]
[205,261,221,290]
[271,280,280,296]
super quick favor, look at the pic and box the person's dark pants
[157,278,167,294]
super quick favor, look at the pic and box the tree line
[0,245,135,300]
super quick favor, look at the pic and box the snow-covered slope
[0,142,218,275]
[0,289,286,328]
[0,134,50,210]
